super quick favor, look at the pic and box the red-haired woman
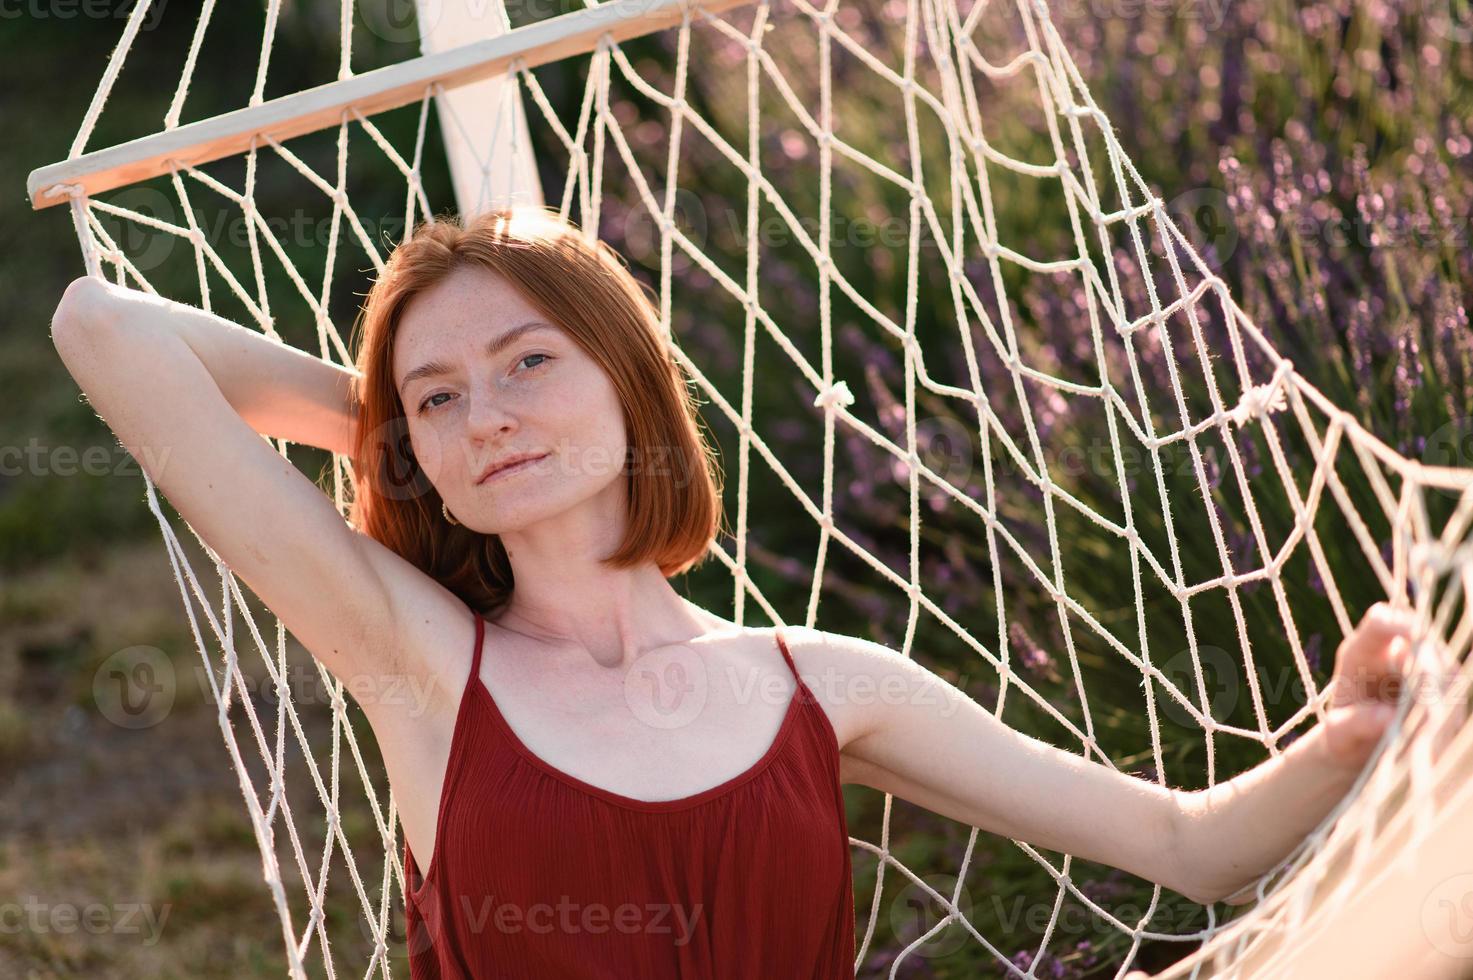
[50,206,1413,979]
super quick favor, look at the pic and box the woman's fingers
[1417,637,1469,761]
[1331,603,1417,708]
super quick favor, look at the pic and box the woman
[49,206,1413,978]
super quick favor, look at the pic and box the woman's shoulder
[749,624,909,752]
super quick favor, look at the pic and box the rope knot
[45,182,88,200]
[813,380,855,411]
[1228,362,1293,427]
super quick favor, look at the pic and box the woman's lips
[479,453,548,484]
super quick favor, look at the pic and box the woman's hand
[1321,596,1472,771]
[1124,602,1464,976]
[1318,602,1417,770]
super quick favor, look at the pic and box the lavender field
[1,0,1470,977]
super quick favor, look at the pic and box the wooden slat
[414,0,545,217]
[27,0,749,210]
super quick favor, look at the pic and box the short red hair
[346,207,724,616]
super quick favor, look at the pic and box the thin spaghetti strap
[773,628,818,709]
[470,609,486,678]
[773,627,800,683]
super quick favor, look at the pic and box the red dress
[402,608,857,978]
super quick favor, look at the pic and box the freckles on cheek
[404,418,456,483]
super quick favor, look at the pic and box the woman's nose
[463,388,518,439]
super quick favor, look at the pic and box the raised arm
[98,282,364,457]
[48,275,458,703]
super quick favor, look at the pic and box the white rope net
[41,0,1473,976]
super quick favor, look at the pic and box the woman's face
[392,263,629,534]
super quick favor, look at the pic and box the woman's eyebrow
[397,321,553,395]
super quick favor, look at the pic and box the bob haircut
[346,206,724,617]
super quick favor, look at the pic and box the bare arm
[131,282,362,456]
[808,604,1417,910]
[1175,603,1417,905]
[48,275,458,701]
[1174,727,1366,905]
[791,628,1195,904]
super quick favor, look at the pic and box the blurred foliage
[3,0,1470,978]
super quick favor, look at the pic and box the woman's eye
[418,356,549,413]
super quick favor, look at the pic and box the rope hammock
[28,0,1473,976]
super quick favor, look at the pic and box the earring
[442,501,461,526]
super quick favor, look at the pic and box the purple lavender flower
[1346,297,1376,412]
[1009,621,1059,684]
[1235,428,1261,480]
[1393,316,1423,441]
[1203,445,1224,491]
[1304,633,1323,674]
